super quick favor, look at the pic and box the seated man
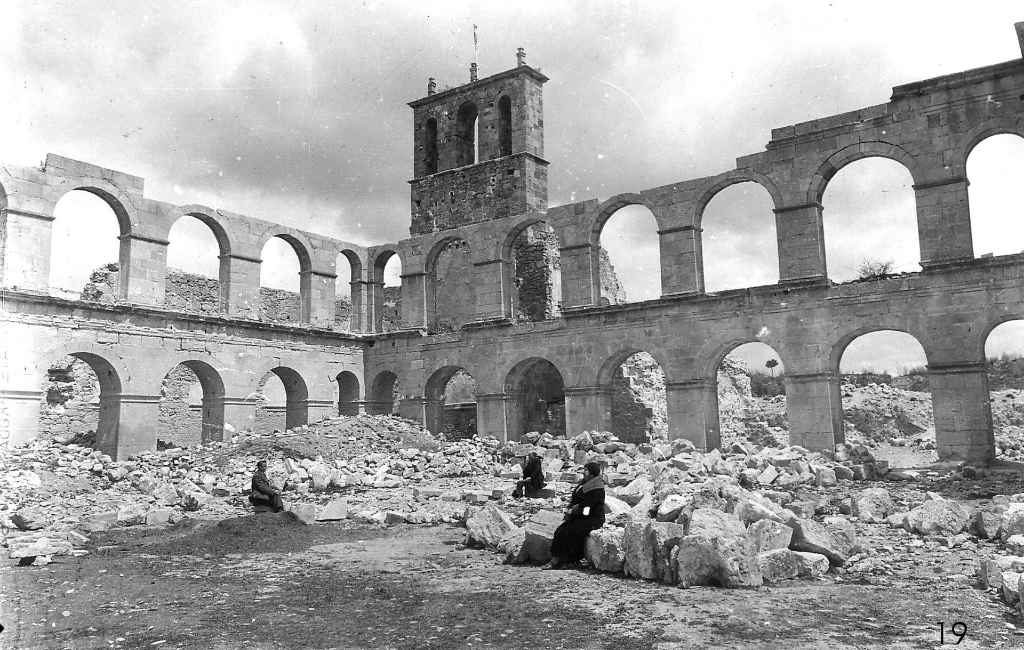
[248,460,284,513]
[513,451,546,498]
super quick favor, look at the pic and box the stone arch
[590,193,660,245]
[368,370,399,415]
[456,101,480,166]
[59,185,134,237]
[964,131,1024,258]
[500,216,563,322]
[259,233,313,324]
[336,370,360,416]
[370,247,402,283]
[504,356,566,439]
[829,325,931,373]
[424,365,478,437]
[708,340,789,449]
[498,95,513,157]
[43,350,123,458]
[49,188,132,300]
[597,348,671,442]
[369,248,403,332]
[960,117,1024,174]
[693,171,783,228]
[805,141,921,205]
[159,359,226,444]
[252,366,309,432]
[166,208,233,312]
[425,236,474,332]
[702,337,789,380]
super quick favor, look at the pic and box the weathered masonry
[5,27,1024,462]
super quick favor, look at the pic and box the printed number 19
[938,622,967,644]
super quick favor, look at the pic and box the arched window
[166,215,226,314]
[701,182,779,292]
[597,204,661,304]
[259,235,310,324]
[457,102,479,166]
[967,134,1024,257]
[49,190,122,300]
[424,118,439,174]
[498,96,512,157]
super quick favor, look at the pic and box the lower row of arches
[36,321,1024,461]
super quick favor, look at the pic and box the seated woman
[543,461,605,570]
[513,451,546,498]
[249,460,284,513]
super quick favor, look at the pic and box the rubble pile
[0,414,509,565]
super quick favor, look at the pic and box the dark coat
[251,470,277,497]
[521,455,545,491]
[550,478,606,561]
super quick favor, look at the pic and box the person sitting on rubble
[542,461,606,570]
[249,460,284,513]
[513,450,546,498]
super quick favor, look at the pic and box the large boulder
[523,510,563,564]
[788,518,850,566]
[905,500,970,537]
[499,527,528,564]
[851,488,895,524]
[734,494,789,526]
[290,503,317,525]
[746,519,793,554]
[623,521,685,582]
[673,534,762,588]
[656,494,690,522]
[686,508,745,539]
[758,548,830,583]
[316,498,349,522]
[629,493,655,520]
[585,527,626,573]
[9,537,73,559]
[603,495,632,517]
[1000,504,1024,541]
[465,506,516,549]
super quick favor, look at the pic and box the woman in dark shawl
[543,461,605,569]
[513,451,546,498]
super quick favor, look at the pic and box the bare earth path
[1,517,1021,649]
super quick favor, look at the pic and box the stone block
[623,520,685,583]
[465,506,516,549]
[584,527,626,573]
[290,503,317,525]
[523,510,563,564]
[686,508,745,539]
[852,487,895,523]
[316,498,349,521]
[788,518,850,566]
[746,519,793,553]
[145,509,172,526]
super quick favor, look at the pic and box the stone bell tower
[407,48,549,235]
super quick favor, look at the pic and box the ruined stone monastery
[5,29,1024,464]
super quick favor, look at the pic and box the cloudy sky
[5,0,1024,372]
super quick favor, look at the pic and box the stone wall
[81,264,354,329]
[611,352,667,442]
[157,364,203,447]
[431,239,476,333]
[598,247,627,305]
[512,223,561,321]
[38,357,100,442]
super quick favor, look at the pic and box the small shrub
[856,259,894,280]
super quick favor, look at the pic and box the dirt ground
[3,510,1024,650]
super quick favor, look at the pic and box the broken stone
[1000,504,1024,541]
[603,494,632,517]
[144,509,172,526]
[788,518,849,566]
[465,506,516,549]
[746,519,793,554]
[499,527,528,564]
[523,510,563,564]
[623,520,685,583]
[1002,572,1022,604]
[656,494,689,522]
[116,504,148,526]
[81,511,118,533]
[673,534,760,588]
[852,487,895,524]
[9,538,72,559]
[686,508,745,539]
[584,527,626,573]
[316,498,349,522]
[615,476,653,506]
[384,511,407,525]
[905,499,969,537]
[971,508,1003,539]
[815,467,837,487]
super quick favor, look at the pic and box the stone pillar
[559,244,596,308]
[928,362,994,463]
[285,399,309,430]
[476,393,512,441]
[784,372,843,451]
[774,203,826,283]
[307,271,336,328]
[220,397,259,437]
[118,233,167,306]
[224,254,262,320]
[1,209,53,292]
[304,398,335,425]
[664,380,720,450]
[564,386,612,435]
[400,272,427,330]
[423,398,447,434]
[0,389,43,448]
[366,280,384,332]
[200,395,225,443]
[659,225,704,296]
[348,280,370,332]
[115,394,161,459]
[914,177,973,268]
[473,259,510,321]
